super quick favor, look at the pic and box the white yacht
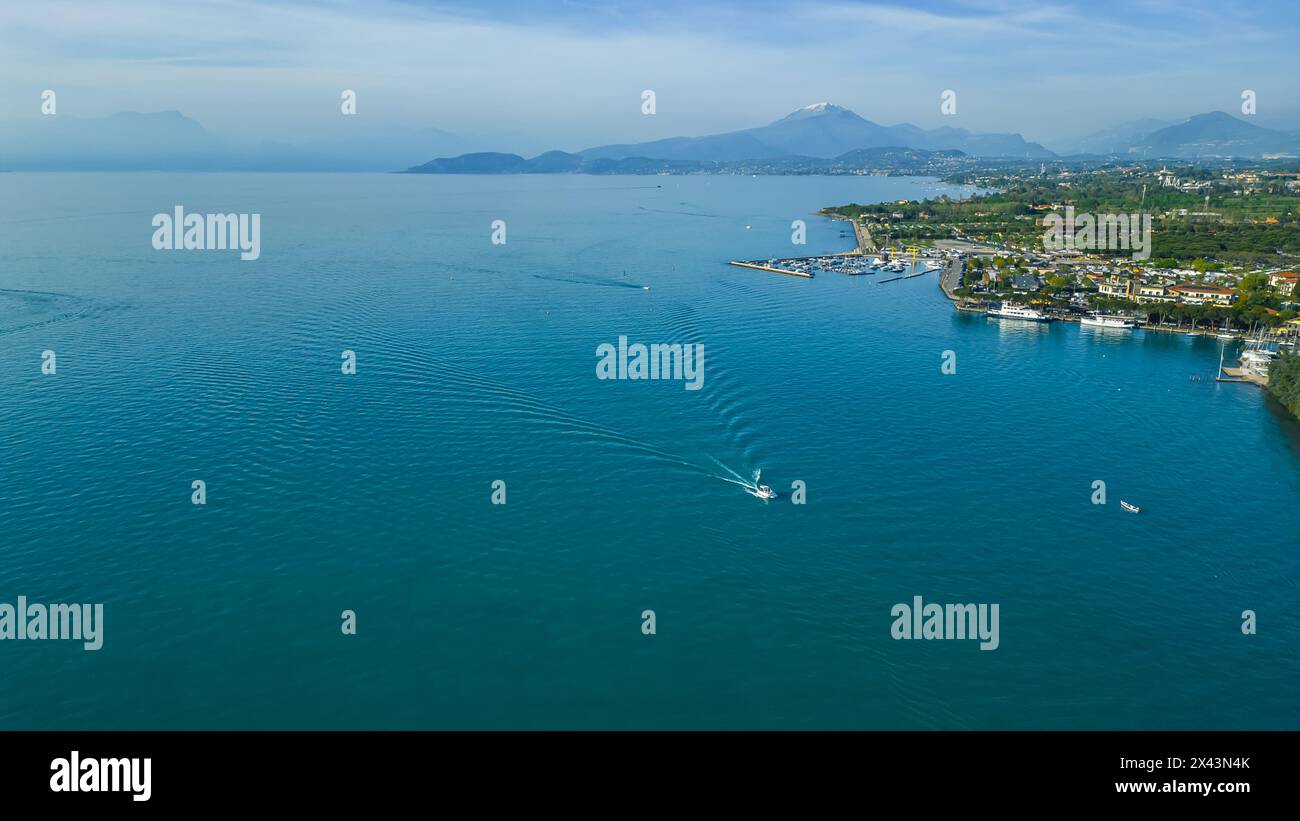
[987,303,1050,322]
[753,484,777,500]
[1080,313,1136,329]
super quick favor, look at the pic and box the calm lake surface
[1,173,1297,729]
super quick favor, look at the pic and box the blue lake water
[1,173,1297,729]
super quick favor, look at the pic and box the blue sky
[2,0,1298,150]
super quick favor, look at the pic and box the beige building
[1168,283,1235,305]
[1134,283,1171,304]
[1267,271,1299,291]
[1097,274,1136,299]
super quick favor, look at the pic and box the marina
[1217,341,1279,386]
[729,247,949,282]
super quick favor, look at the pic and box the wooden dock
[1217,365,1267,386]
[728,260,814,279]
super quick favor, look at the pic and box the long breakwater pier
[878,268,931,284]
[727,260,815,278]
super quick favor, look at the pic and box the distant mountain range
[407,145,973,176]
[410,103,1053,173]
[409,104,1300,174]
[3,104,1298,172]
[577,103,1051,161]
[1059,111,1300,159]
[1130,111,1300,158]
[0,111,508,171]
[1053,118,1174,156]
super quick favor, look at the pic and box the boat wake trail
[706,456,768,497]
[0,288,121,337]
[415,342,771,500]
[636,204,725,219]
[415,353,747,488]
[532,274,649,290]
[660,301,768,467]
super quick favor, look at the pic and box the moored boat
[1081,313,1135,329]
[987,303,1050,322]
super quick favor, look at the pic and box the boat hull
[987,312,1050,322]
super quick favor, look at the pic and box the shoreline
[826,215,1289,397]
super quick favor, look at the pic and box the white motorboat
[753,484,777,500]
[1120,501,1140,514]
[1081,313,1136,329]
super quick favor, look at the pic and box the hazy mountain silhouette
[576,102,1053,161]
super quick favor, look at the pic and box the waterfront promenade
[939,258,962,299]
[851,219,875,253]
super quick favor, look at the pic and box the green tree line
[1268,353,1300,420]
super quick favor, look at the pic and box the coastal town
[808,159,1300,418]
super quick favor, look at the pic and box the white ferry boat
[987,304,1050,322]
[1080,313,1136,329]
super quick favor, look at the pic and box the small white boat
[754,484,777,500]
[1120,501,1141,514]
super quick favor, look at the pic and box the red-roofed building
[1268,271,1300,290]
[1168,283,1236,305]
